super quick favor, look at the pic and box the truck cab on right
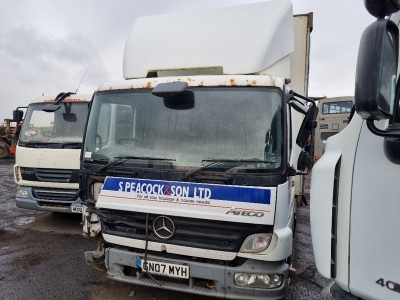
[311,0,400,299]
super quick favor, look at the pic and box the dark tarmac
[0,159,328,299]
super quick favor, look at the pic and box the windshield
[19,102,89,146]
[83,87,283,173]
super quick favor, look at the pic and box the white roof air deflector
[123,0,294,79]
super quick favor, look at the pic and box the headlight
[234,273,283,289]
[240,233,272,253]
[16,189,28,198]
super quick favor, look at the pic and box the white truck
[310,0,400,299]
[81,1,315,299]
[14,92,91,213]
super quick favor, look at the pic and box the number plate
[71,205,83,213]
[137,259,189,279]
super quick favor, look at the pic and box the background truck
[0,109,26,159]
[310,0,400,299]
[14,92,91,213]
[313,96,354,160]
[81,1,315,299]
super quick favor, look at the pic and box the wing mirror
[296,105,318,148]
[13,109,24,122]
[355,18,400,164]
[288,92,319,174]
[355,19,398,122]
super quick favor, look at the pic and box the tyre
[0,142,10,159]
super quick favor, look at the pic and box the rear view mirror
[163,91,195,110]
[62,113,77,122]
[355,19,398,121]
[296,105,318,148]
[13,110,24,122]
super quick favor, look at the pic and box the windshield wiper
[23,142,38,148]
[61,142,82,149]
[95,156,176,174]
[114,156,176,161]
[23,142,58,148]
[181,159,274,180]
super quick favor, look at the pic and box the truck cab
[81,1,315,299]
[310,0,400,299]
[14,93,91,213]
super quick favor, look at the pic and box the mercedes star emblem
[153,216,175,239]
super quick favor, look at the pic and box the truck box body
[14,94,91,213]
[81,1,313,299]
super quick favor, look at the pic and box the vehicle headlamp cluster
[16,189,28,198]
[240,233,272,253]
[234,273,283,289]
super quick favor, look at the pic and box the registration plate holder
[136,258,189,279]
[71,205,83,213]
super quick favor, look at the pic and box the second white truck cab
[14,92,91,213]
[311,0,400,299]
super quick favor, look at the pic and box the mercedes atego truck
[80,1,316,299]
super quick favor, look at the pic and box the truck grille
[32,188,78,202]
[98,210,273,252]
[20,167,79,183]
[35,169,73,182]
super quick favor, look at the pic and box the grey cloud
[0,25,110,89]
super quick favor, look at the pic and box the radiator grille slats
[99,210,272,252]
[35,169,73,182]
[32,188,78,202]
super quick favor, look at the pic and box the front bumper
[15,185,82,213]
[96,247,289,300]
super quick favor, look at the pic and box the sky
[0,0,376,123]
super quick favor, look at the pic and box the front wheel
[0,142,10,159]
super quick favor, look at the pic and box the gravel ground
[285,177,330,299]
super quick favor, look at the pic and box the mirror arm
[54,92,75,105]
[296,168,311,176]
[291,91,316,106]
[366,119,400,137]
